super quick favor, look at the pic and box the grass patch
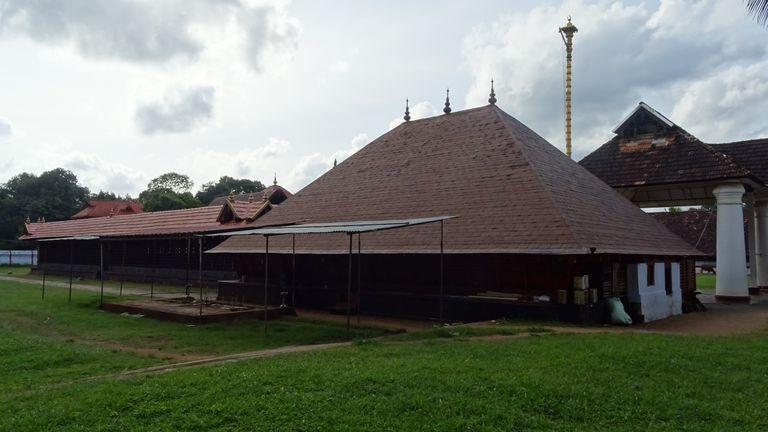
[696,273,716,291]
[1,265,190,293]
[3,332,768,430]
[383,324,522,342]
[0,280,385,395]
[0,264,33,275]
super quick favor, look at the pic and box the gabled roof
[612,101,674,134]
[580,103,753,188]
[713,138,768,185]
[217,199,273,223]
[208,184,292,207]
[71,200,143,219]
[211,105,699,256]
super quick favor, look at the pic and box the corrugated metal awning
[205,216,456,237]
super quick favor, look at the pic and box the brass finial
[109,207,116,217]
[262,189,270,203]
[333,158,337,167]
[404,99,411,121]
[248,192,255,203]
[41,216,45,223]
[273,173,277,186]
[25,216,30,224]
[488,79,497,105]
[443,88,451,114]
[228,190,235,203]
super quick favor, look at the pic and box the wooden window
[646,262,655,286]
[664,261,673,295]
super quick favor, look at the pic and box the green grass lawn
[696,273,716,291]
[4,331,768,431]
[0,280,385,395]
[0,264,190,294]
[2,279,768,430]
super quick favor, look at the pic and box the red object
[71,200,144,219]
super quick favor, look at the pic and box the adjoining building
[21,185,292,285]
[71,199,144,219]
[580,102,768,300]
[208,100,700,323]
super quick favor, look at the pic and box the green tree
[195,176,266,205]
[0,168,90,245]
[147,172,194,194]
[91,190,120,200]
[139,173,201,212]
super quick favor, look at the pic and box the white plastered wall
[626,262,682,323]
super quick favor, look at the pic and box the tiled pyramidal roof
[211,105,699,256]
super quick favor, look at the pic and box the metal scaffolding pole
[185,235,191,296]
[99,240,104,306]
[68,240,74,302]
[198,236,203,316]
[357,233,362,325]
[439,220,444,323]
[41,243,46,300]
[150,239,156,299]
[347,233,352,337]
[120,240,126,296]
[291,234,296,307]
[264,235,270,336]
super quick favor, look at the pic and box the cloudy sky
[1,0,766,196]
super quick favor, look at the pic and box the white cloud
[0,0,300,71]
[328,60,350,73]
[0,117,12,140]
[182,137,292,186]
[286,133,368,191]
[240,3,301,73]
[462,0,768,159]
[388,101,438,130]
[134,86,215,135]
[61,152,146,196]
[671,60,768,142]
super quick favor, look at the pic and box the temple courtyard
[2,268,767,431]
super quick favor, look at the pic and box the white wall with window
[626,261,682,322]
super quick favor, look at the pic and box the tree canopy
[139,173,202,212]
[195,176,266,205]
[146,172,194,194]
[0,168,90,247]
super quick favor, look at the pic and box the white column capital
[713,182,745,204]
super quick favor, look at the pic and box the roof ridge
[710,137,768,146]
[393,104,495,127]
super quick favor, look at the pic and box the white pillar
[746,196,757,288]
[713,183,749,301]
[755,200,768,287]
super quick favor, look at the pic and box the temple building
[21,185,292,284]
[580,102,768,301]
[207,99,700,323]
